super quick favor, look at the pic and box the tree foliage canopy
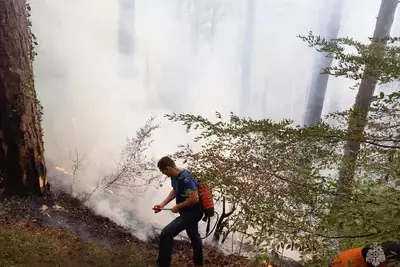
[298,32,400,84]
[164,33,400,266]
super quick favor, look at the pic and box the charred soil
[0,191,266,267]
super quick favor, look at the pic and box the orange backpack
[181,170,215,218]
[197,182,215,217]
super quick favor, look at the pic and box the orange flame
[55,167,71,175]
[261,261,273,267]
[261,261,274,267]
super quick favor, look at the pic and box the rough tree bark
[0,0,48,195]
[337,0,398,193]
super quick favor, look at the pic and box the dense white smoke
[29,0,399,261]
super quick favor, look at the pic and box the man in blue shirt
[153,156,204,267]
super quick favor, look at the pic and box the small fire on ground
[55,167,71,176]
[40,204,66,212]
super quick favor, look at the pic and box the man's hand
[171,205,180,213]
[153,204,164,213]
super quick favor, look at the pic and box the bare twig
[69,148,88,195]
[97,116,163,197]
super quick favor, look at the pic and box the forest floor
[0,190,269,267]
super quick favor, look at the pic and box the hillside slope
[0,192,252,267]
[0,191,301,267]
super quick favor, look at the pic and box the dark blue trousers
[157,211,204,267]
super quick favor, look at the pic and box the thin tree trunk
[209,5,217,53]
[213,197,236,242]
[118,0,135,78]
[190,0,199,54]
[239,0,256,117]
[337,0,398,192]
[304,0,344,126]
[0,0,48,195]
[118,0,135,56]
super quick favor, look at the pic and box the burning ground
[0,168,302,267]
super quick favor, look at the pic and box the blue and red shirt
[171,169,202,215]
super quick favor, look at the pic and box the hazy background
[29,0,400,260]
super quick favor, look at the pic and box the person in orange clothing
[330,246,369,267]
[330,242,400,267]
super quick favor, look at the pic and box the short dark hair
[157,156,176,171]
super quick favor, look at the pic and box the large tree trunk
[337,0,398,192]
[0,0,48,195]
[303,0,344,126]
